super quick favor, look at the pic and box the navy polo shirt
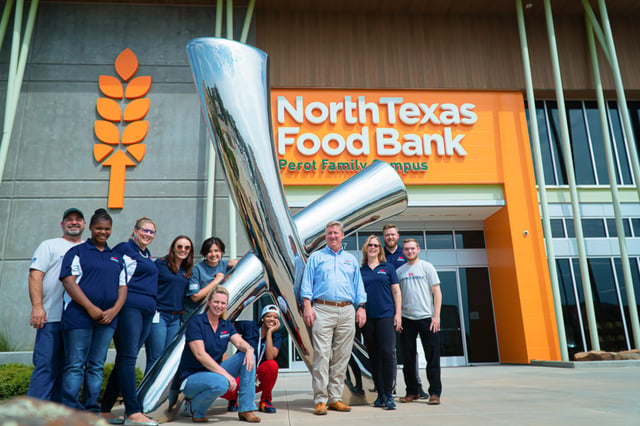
[384,247,407,270]
[234,320,282,364]
[360,262,398,319]
[155,257,189,313]
[177,313,237,383]
[115,239,158,314]
[59,239,127,330]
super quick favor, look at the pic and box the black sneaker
[418,388,429,399]
[384,394,397,410]
[227,399,238,412]
[373,394,385,408]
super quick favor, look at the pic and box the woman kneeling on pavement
[176,284,261,423]
[224,304,283,414]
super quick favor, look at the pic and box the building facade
[1,0,639,369]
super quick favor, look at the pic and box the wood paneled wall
[255,11,640,96]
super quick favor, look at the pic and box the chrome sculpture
[138,38,408,419]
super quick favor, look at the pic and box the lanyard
[256,334,266,364]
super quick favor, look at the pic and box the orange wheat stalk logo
[94,48,152,209]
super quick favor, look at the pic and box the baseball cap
[62,208,84,220]
[261,304,279,319]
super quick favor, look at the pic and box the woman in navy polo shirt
[144,235,194,373]
[59,208,127,414]
[183,237,236,322]
[100,217,159,426]
[360,234,402,411]
[177,285,261,423]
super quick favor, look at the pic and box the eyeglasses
[367,243,380,248]
[176,244,191,250]
[138,228,156,235]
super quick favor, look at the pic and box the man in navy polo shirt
[382,223,427,399]
[27,208,85,402]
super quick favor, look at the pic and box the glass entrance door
[438,270,466,366]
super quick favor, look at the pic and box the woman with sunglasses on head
[177,285,261,423]
[360,234,402,411]
[144,235,195,373]
[183,237,236,323]
[59,208,127,414]
[100,217,159,426]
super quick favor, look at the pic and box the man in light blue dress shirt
[300,221,367,415]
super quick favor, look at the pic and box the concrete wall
[0,3,254,349]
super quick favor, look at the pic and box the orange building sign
[273,89,517,186]
[94,48,152,208]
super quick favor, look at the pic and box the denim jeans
[144,311,181,374]
[182,352,256,418]
[62,324,115,413]
[28,321,64,402]
[101,307,153,416]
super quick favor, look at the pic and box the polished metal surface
[139,38,407,416]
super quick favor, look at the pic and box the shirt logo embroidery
[110,257,120,263]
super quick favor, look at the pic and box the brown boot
[328,401,351,412]
[238,411,261,423]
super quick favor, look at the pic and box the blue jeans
[144,311,181,374]
[101,307,153,416]
[182,352,256,418]
[62,324,115,413]
[28,321,64,402]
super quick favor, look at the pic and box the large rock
[618,349,640,360]
[0,397,110,425]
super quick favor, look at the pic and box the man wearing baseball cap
[224,304,283,414]
[27,208,85,401]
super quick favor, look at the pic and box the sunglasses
[138,228,156,235]
[367,243,380,248]
[176,244,191,250]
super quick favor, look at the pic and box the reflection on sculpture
[138,38,407,417]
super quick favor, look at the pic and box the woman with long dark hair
[144,235,195,373]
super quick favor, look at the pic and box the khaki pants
[311,303,356,404]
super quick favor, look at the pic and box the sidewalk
[147,364,640,426]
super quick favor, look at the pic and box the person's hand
[226,374,237,392]
[356,307,366,328]
[87,306,104,321]
[228,259,238,268]
[100,307,118,325]
[430,316,440,333]
[30,306,47,329]
[394,314,402,332]
[267,318,281,334]
[243,348,255,371]
[303,304,315,327]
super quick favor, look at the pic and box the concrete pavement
[128,364,639,426]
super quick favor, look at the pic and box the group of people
[301,221,442,414]
[26,208,275,424]
[26,208,442,423]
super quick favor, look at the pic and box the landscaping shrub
[0,364,33,400]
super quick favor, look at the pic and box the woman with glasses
[144,235,195,373]
[360,234,402,411]
[183,237,236,322]
[100,217,159,426]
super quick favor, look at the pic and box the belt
[313,299,351,307]
[168,310,184,315]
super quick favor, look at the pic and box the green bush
[0,362,145,401]
[0,364,33,400]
